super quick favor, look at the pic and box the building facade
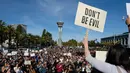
[101,32,128,46]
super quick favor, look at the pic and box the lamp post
[57,22,64,47]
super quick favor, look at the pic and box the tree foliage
[41,29,54,47]
[0,20,55,49]
[0,20,6,46]
[63,39,78,47]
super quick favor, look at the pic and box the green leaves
[63,39,78,47]
[41,29,54,47]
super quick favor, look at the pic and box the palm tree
[7,25,15,49]
[0,20,6,47]
[15,25,24,49]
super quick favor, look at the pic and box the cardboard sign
[96,51,107,61]
[7,53,12,56]
[75,2,107,32]
[24,60,31,65]
[11,51,17,55]
[24,52,29,56]
[126,3,130,16]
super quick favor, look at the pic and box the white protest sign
[11,51,17,55]
[39,50,43,52]
[24,60,31,65]
[35,50,38,53]
[30,53,35,57]
[75,2,107,32]
[7,53,12,56]
[24,52,29,56]
[126,3,130,16]
[32,50,35,52]
[96,51,107,61]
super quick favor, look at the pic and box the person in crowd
[2,61,10,73]
[80,62,86,73]
[67,64,76,73]
[30,65,36,73]
[7,65,16,73]
[56,61,63,73]
[83,29,130,73]
[39,61,47,73]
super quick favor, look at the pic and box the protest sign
[126,3,130,16]
[11,51,17,55]
[75,2,107,32]
[32,50,35,52]
[39,50,43,52]
[24,60,31,65]
[35,50,38,53]
[24,52,29,56]
[30,53,35,57]
[96,51,107,61]
[7,53,12,56]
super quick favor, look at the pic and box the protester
[83,30,130,73]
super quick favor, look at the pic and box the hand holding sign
[126,16,130,25]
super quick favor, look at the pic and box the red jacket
[56,64,63,72]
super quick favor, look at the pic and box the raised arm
[83,30,116,73]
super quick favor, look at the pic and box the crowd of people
[0,14,130,73]
[0,47,93,73]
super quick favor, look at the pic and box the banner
[75,2,107,32]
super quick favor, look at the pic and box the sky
[0,0,130,42]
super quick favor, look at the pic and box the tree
[68,39,77,47]
[15,25,24,49]
[63,39,78,47]
[88,40,96,47]
[7,25,15,49]
[0,20,6,47]
[41,29,54,47]
[78,42,84,48]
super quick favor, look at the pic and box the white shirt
[85,55,128,73]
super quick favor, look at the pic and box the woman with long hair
[83,16,130,73]
[83,34,130,73]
